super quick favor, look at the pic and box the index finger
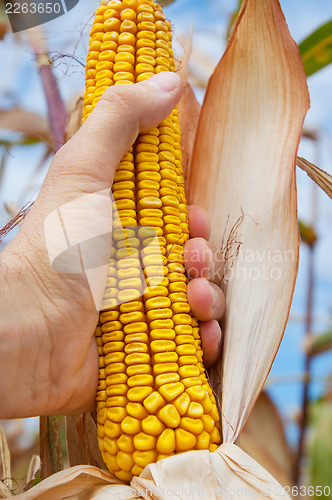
[187,205,210,240]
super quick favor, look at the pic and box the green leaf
[299,20,332,77]
[308,400,332,493]
[306,330,332,357]
[298,220,317,247]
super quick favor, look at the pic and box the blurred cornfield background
[0,0,332,496]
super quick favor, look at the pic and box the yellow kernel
[145,297,170,310]
[105,352,126,364]
[142,415,165,436]
[125,353,150,365]
[128,374,154,388]
[97,423,105,438]
[201,395,213,414]
[120,20,137,35]
[209,444,219,452]
[97,408,108,425]
[143,285,168,300]
[114,61,134,73]
[116,451,134,472]
[121,416,142,435]
[157,453,173,461]
[154,352,178,364]
[125,343,148,355]
[104,18,121,32]
[175,428,196,452]
[196,431,210,450]
[173,392,191,417]
[126,402,149,420]
[153,363,178,376]
[186,386,206,402]
[113,71,135,83]
[133,450,157,468]
[158,382,184,403]
[123,0,137,8]
[157,404,180,428]
[117,43,136,54]
[121,8,136,22]
[210,426,221,444]
[151,340,176,353]
[155,373,180,388]
[136,72,155,82]
[178,355,198,366]
[179,366,200,379]
[107,407,127,423]
[103,437,118,455]
[182,377,203,389]
[117,434,135,453]
[104,453,120,472]
[106,373,127,385]
[134,432,157,451]
[124,322,148,335]
[104,420,121,439]
[156,429,176,455]
[103,334,124,346]
[143,391,165,414]
[118,32,136,46]
[176,344,196,356]
[115,470,133,482]
[138,21,156,32]
[175,335,195,346]
[180,417,204,436]
[106,384,128,397]
[128,386,153,402]
[209,404,220,422]
[106,396,128,407]
[137,30,156,42]
[124,333,149,347]
[131,464,144,476]
[202,415,215,434]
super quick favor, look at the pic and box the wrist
[0,246,49,418]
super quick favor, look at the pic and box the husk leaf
[188,0,309,443]
[297,157,332,200]
[238,392,293,487]
[13,445,291,499]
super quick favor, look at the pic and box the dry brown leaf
[65,96,84,143]
[14,465,134,500]
[237,392,293,487]
[13,446,290,499]
[297,156,332,199]
[176,28,202,188]
[188,0,309,443]
[0,109,50,143]
[66,414,104,469]
[0,424,12,494]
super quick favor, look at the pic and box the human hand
[0,72,224,419]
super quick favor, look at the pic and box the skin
[0,72,225,420]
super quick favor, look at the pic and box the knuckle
[100,85,136,115]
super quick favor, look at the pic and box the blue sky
[0,0,331,447]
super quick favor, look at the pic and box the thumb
[11,72,182,282]
[49,71,183,196]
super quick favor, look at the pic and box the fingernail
[209,283,219,310]
[145,72,181,92]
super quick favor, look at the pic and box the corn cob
[83,0,220,482]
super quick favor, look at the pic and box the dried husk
[297,157,332,200]
[188,0,309,444]
[237,392,293,487]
